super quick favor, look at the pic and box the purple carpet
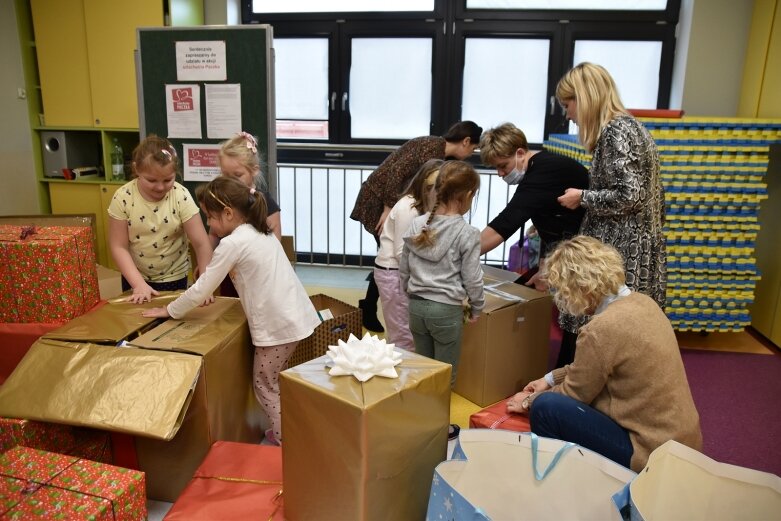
[680,349,781,476]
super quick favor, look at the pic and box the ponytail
[246,188,270,234]
[412,200,439,248]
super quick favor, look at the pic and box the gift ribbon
[490,414,511,429]
[0,453,118,519]
[195,475,283,521]
[530,432,576,481]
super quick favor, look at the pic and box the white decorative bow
[326,333,403,382]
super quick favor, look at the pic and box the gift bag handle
[531,433,576,481]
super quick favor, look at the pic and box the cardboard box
[281,234,295,263]
[280,351,451,521]
[454,265,552,407]
[0,224,99,323]
[287,294,362,367]
[165,441,284,520]
[0,297,263,502]
[97,264,123,300]
[0,445,146,520]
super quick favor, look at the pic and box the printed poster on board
[175,41,227,82]
[183,143,221,182]
[165,84,202,139]
[206,83,242,139]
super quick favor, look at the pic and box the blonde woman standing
[556,62,666,310]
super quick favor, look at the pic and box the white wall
[204,0,240,25]
[1,0,39,215]
[673,0,754,116]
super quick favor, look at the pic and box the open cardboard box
[454,265,553,407]
[0,296,263,501]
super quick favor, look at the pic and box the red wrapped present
[165,441,283,520]
[0,445,145,520]
[0,225,99,323]
[0,418,112,464]
[469,398,531,432]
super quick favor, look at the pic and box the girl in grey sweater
[400,160,485,391]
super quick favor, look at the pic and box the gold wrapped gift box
[455,265,553,406]
[0,297,263,502]
[281,350,451,521]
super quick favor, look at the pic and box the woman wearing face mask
[479,122,589,368]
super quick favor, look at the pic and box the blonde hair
[479,123,528,166]
[542,235,625,316]
[219,132,266,190]
[412,160,480,248]
[556,62,627,152]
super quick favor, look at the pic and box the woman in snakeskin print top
[555,62,666,311]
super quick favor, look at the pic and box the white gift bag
[612,440,781,521]
[427,429,636,521]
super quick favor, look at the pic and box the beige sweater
[531,292,702,471]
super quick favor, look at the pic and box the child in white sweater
[143,176,319,445]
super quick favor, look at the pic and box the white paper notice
[206,83,242,139]
[182,144,222,182]
[165,84,202,139]
[176,41,227,81]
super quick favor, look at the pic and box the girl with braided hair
[399,160,485,439]
[143,176,319,446]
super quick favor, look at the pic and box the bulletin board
[136,26,276,197]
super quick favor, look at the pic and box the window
[274,38,330,139]
[246,0,680,150]
[252,0,435,14]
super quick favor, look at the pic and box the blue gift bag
[427,429,635,521]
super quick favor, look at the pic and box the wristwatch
[579,190,587,207]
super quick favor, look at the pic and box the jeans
[530,392,634,469]
[408,297,464,387]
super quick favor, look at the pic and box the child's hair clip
[238,131,258,154]
[160,149,173,161]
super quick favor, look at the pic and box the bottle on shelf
[110,138,124,181]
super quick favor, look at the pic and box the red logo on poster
[188,148,219,167]
[172,88,194,111]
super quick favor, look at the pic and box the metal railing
[275,158,526,269]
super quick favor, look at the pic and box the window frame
[245,0,681,153]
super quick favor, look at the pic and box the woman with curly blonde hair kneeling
[506,236,701,472]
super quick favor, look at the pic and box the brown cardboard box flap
[129,298,245,356]
[43,296,177,343]
[481,265,548,314]
[0,338,201,440]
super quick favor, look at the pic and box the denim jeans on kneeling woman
[530,392,634,469]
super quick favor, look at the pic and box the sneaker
[448,424,460,440]
[264,428,281,446]
[358,299,385,333]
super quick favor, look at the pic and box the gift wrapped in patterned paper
[0,417,76,454]
[0,225,99,323]
[0,445,145,520]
